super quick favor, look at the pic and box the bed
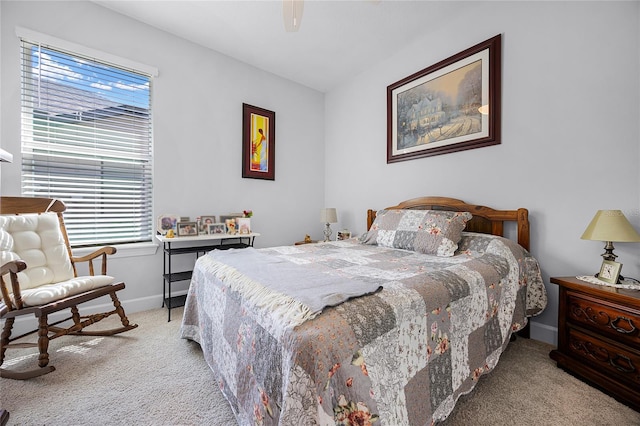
[180,196,547,425]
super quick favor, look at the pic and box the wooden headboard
[367,196,530,251]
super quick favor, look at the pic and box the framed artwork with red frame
[242,103,275,180]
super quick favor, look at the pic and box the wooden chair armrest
[0,260,28,311]
[72,246,117,262]
[71,247,117,276]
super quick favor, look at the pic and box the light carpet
[1,307,638,426]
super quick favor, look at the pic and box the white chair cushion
[1,212,115,306]
[1,212,74,290]
[20,274,115,306]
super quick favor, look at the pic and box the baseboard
[4,292,560,348]
[3,291,188,337]
[530,321,557,346]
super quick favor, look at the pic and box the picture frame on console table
[387,34,501,163]
[199,216,216,234]
[219,215,239,226]
[242,103,275,180]
[236,217,251,234]
[223,218,239,234]
[177,221,198,237]
[157,214,178,236]
[208,223,226,235]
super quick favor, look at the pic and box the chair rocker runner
[0,196,138,380]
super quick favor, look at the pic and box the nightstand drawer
[566,290,640,349]
[568,327,640,388]
[568,328,640,389]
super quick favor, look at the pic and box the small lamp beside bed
[581,209,640,283]
[320,208,337,242]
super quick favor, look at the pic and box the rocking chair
[0,196,138,379]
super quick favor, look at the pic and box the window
[20,37,154,247]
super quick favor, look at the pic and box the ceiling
[92,0,465,93]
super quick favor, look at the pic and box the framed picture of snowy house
[387,34,502,163]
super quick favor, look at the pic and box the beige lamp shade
[581,210,640,242]
[320,208,337,224]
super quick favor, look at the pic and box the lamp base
[600,241,618,262]
[597,241,624,283]
[323,223,332,242]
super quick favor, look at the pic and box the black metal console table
[155,232,259,321]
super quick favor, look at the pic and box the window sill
[72,242,158,259]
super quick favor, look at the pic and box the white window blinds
[20,39,154,247]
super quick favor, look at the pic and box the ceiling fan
[282,0,304,32]
[282,0,380,32]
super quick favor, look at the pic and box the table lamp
[581,210,640,280]
[320,208,337,242]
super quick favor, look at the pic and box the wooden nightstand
[549,276,640,411]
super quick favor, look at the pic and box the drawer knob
[610,316,636,335]
[571,303,637,336]
[571,338,638,374]
[609,353,636,374]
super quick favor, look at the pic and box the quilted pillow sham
[360,209,472,256]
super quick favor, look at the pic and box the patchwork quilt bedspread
[180,233,547,425]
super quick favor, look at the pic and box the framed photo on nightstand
[598,260,622,284]
[336,230,351,240]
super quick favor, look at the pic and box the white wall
[325,1,640,344]
[1,1,638,344]
[1,1,326,316]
